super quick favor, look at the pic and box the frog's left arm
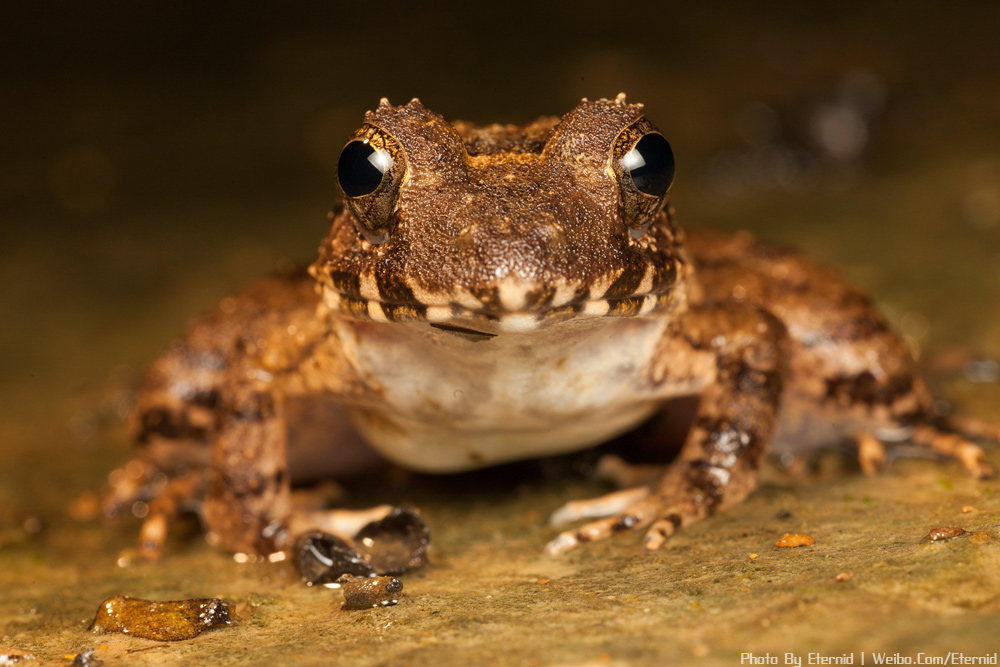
[547,302,788,554]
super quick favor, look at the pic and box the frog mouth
[319,284,677,334]
[312,233,685,333]
[428,322,498,341]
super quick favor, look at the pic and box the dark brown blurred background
[7,2,999,224]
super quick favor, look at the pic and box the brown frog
[103,94,994,559]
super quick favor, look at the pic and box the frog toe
[642,516,680,551]
[101,458,205,559]
[911,425,995,479]
[639,501,710,551]
[545,494,665,556]
[962,445,994,479]
[856,433,888,475]
[544,514,646,556]
[135,470,203,559]
[548,487,650,526]
[138,513,168,560]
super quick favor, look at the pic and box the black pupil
[625,133,674,197]
[338,140,390,197]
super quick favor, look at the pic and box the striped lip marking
[550,282,582,308]
[323,287,670,333]
[359,271,380,301]
[586,272,618,301]
[582,300,611,317]
[637,263,655,295]
[496,276,530,312]
[318,250,682,319]
[637,295,658,316]
[367,300,390,322]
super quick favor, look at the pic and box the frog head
[310,95,686,334]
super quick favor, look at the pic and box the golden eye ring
[611,118,674,238]
[337,124,407,244]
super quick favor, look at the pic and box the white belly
[336,317,672,472]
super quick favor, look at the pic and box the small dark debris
[355,507,430,574]
[89,596,234,641]
[924,526,967,542]
[337,574,403,611]
[293,507,429,584]
[72,648,102,667]
[294,531,376,585]
[775,509,793,520]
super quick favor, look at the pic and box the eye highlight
[611,118,674,238]
[336,124,407,244]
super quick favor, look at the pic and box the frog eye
[338,141,394,197]
[611,119,674,239]
[337,124,407,244]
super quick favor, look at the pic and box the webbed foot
[102,458,206,560]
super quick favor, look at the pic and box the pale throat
[332,314,674,472]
